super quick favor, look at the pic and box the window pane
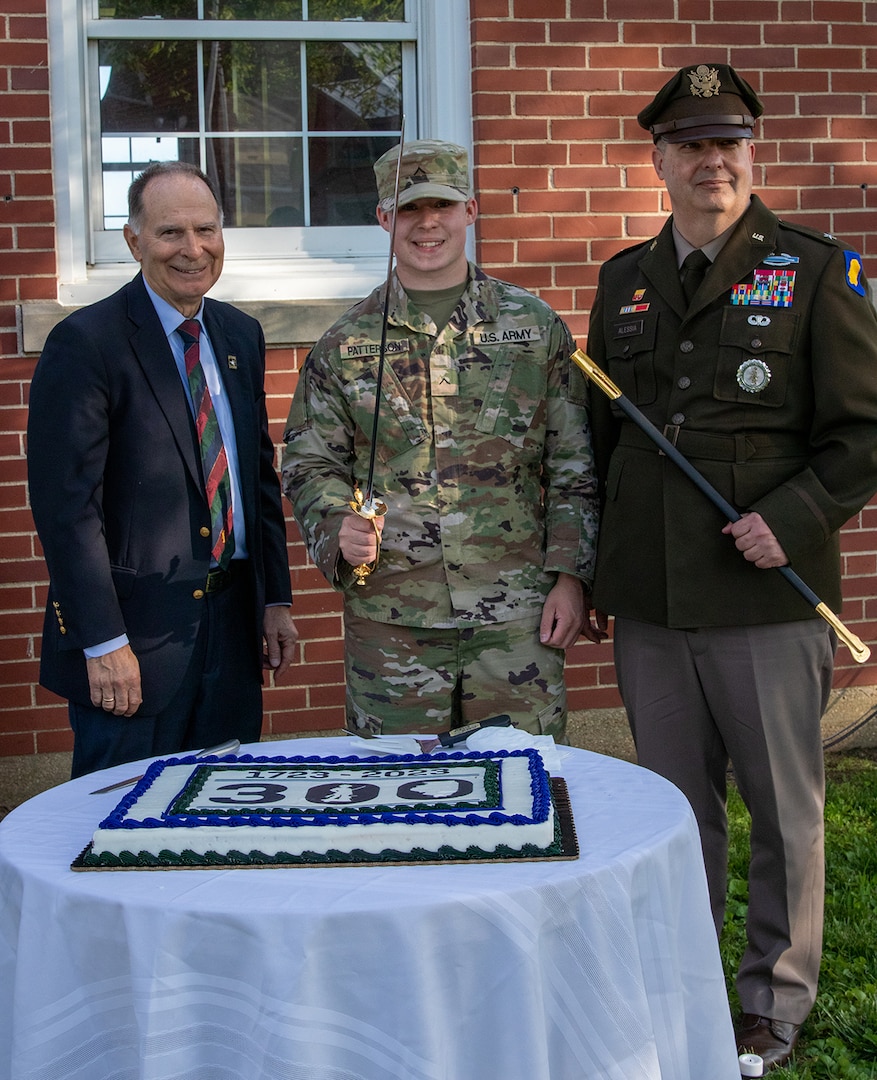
[100,40,198,133]
[205,41,302,133]
[307,0,404,19]
[308,41,401,131]
[209,136,305,226]
[99,1,198,18]
[101,135,200,227]
[203,1,401,19]
[203,1,303,15]
[99,0,403,17]
[309,135,394,226]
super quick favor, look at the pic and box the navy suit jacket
[27,273,292,713]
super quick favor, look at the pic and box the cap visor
[380,184,469,211]
[659,123,753,143]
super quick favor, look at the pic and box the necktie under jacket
[680,248,711,305]
[177,319,235,569]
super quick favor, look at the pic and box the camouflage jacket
[281,263,599,628]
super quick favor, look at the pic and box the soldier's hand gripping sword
[572,349,871,663]
[349,119,406,586]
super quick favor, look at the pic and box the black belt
[618,425,808,463]
[205,564,239,594]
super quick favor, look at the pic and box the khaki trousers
[614,616,834,1024]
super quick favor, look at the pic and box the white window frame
[47,0,472,305]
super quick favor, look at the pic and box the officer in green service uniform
[281,140,602,741]
[586,64,877,1069]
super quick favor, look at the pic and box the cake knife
[415,714,513,753]
[88,738,241,794]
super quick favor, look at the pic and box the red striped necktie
[177,319,235,569]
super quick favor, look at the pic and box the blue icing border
[99,749,551,833]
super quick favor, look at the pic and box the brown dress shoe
[736,1014,801,1069]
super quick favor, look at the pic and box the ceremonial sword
[350,117,406,585]
[572,348,871,663]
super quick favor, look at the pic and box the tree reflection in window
[97,1,404,228]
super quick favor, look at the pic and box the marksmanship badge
[687,65,721,98]
[736,358,772,393]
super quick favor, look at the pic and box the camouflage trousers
[343,611,567,740]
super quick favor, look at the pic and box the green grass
[722,749,877,1078]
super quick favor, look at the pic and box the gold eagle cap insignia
[687,65,721,98]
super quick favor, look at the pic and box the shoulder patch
[845,251,867,297]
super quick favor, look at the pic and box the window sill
[21,257,388,352]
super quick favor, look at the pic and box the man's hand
[263,605,299,681]
[582,596,610,644]
[86,644,142,716]
[540,573,586,650]
[339,511,385,567]
[722,511,789,568]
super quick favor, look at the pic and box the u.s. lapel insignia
[737,358,771,393]
[227,355,238,369]
[845,251,866,297]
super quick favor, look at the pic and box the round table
[0,738,740,1080]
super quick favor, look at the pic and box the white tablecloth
[0,738,740,1080]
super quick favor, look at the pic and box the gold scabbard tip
[815,602,871,663]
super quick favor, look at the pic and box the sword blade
[89,738,241,794]
[362,115,406,509]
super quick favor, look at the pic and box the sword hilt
[349,487,388,586]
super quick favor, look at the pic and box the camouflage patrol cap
[638,63,764,143]
[374,140,472,211]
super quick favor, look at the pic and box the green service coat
[587,195,877,628]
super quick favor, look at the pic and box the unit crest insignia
[687,65,721,98]
[736,358,772,393]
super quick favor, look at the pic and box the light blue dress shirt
[85,283,248,659]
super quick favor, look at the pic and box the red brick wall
[1,1,876,756]
[470,0,877,710]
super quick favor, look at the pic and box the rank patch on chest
[731,269,796,308]
[473,326,543,345]
[340,338,410,359]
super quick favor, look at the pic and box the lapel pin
[227,355,238,369]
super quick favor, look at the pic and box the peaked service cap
[637,63,764,143]
[374,139,472,211]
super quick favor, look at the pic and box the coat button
[679,340,694,353]
[678,376,691,389]
[750,337,763,348]
[193,589,205,599]
[671,412,685,425]
[199,526,210,538]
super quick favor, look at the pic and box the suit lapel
[125,275,203,492]
[692,197,778,314]
[638,222,686,314]
[639,197,779,320]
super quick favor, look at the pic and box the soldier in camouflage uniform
[281,140,601,738]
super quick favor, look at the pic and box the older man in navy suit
[28,161,298,777]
